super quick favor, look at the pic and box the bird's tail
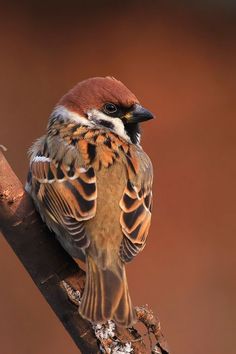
[79,254,136,327]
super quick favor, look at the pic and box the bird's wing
[29,152,97,249]
[119,151,153,262]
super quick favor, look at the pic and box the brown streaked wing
[119,180,152,263]
[31,157,97,248]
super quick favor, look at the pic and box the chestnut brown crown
[58,76,139,116]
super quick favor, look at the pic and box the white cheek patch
[87,109,131,143]
[50,105,94,127]
[49,106,131,143]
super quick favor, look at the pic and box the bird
[26,76,154,327]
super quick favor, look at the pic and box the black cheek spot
[98,120,114,130]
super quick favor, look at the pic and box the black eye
[103,103,118,115]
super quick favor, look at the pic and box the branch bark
[0,149,169,354]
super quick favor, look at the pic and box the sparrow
[26,76,154,327]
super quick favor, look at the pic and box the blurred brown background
[0,1,235,353]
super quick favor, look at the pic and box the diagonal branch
[0,150,169,354]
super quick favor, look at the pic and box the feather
[119,149,153,263]
[30,150,97,250]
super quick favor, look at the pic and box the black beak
[126,104,154,124]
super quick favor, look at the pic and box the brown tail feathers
[79,255,136,327]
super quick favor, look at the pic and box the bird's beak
[124,104,154,124]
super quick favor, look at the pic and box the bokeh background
[0,1,235,353]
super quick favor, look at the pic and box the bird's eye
[103,103,118,115]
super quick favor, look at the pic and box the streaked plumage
[26,77,154,327]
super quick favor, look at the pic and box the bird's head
[50,76,154,144]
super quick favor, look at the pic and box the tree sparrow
[26,77,154,327]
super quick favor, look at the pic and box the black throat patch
[124,123,141,144]
[98,119,114,130]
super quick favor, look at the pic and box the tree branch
[0,149,169,354]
